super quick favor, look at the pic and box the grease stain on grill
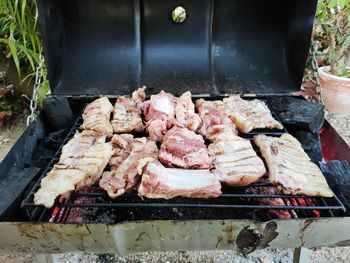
[258,221,278,248]
[236,225,261,254]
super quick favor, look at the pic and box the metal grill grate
[21,96,346,223]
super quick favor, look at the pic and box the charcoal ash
[269,96,324,133]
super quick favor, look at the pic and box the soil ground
[0,110,350,262]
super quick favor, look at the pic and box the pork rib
[34,131,112,208]
[143,90,177,141]
[81,97,114,137]
[159,126,212,169]
[195,98,236,136]
[254,134,333,197]
[175,91,202,131]
[100,139,158,198]
[208,125,266,186]
[222,95,283,133]
[138,161,221,199]
[111,87,145,133]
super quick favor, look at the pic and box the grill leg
[293,247,311,263]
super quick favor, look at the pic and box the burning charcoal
[269,97,324,133]
[320,160,350,210]
[293,131,323,163]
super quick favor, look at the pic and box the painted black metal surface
[38,0,317,95]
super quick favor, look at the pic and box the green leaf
[339,0,347,9]
[8,22,21,77]
[328,0,337,9]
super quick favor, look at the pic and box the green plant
[315,0,350,77]
[0,0,49,104]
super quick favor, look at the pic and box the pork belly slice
[59,130,106,162]
[34,140,113,208]
[159,126,212,169]
[111,87,145,133]
[175,91,202,131]
[195,98,236,137]
[143,90,177,141]
[253,134,333,197]
[222,95,283,133]
[81,97,114,137]
[138,161,221,199]
[208,125,266,187]
[100,139,158,198]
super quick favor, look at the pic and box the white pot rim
[318,66,350,82]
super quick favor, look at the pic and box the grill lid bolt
[172,6,186,23]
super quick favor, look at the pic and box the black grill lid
[39,0,317,96]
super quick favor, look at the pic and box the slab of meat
[59,130,106,162]
[100,139,158,198]
[34,132,113,208]
[208,125,266,186]
[253,134,333,197]
[81,97,114,137]
[159,126,212,169]
[222,95,283,133]
[195,98,236,136]
[138,161,221,199]
[111,87,145,133]
[109,134,134,169]
[143,90,177,141]
[175,91,202,131]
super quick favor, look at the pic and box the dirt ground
[0,111,350,262]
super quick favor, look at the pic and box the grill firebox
[20,97,346,224]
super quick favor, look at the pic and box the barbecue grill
[1,0,350,260]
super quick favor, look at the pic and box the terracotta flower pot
[318,66,350,115]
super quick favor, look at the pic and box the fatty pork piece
[222,95,283,133]
[143,90,177,141]
[81,97,114,137]
[34,133,113,208]
[195,98,236,137]
[159,126,212,169]
[138,161,221,199]
[111,87,145,133]
[208,125,266,187]
[109,134,134,169]
[59,130,106,161]
[100,139,158,198]
[254,134,333,197]
[175,91,202,131]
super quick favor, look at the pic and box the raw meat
[208,125,266,186]
[195,98,236,136]
[143,90,177,141]
[59,130,106,162]
[34,131,113,208]
[81,97,114,137]
[175,91,202,131]
[138,161,221,199]
[100,139,158,198]
[253,134,333,197]
[109,134,134,169]
[159,126,212,169]
[111,87,145,133]
[222,95,283,133]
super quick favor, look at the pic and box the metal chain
[309,41,324,104]
[27,52,44,126]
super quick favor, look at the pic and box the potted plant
[314,0,350,114]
